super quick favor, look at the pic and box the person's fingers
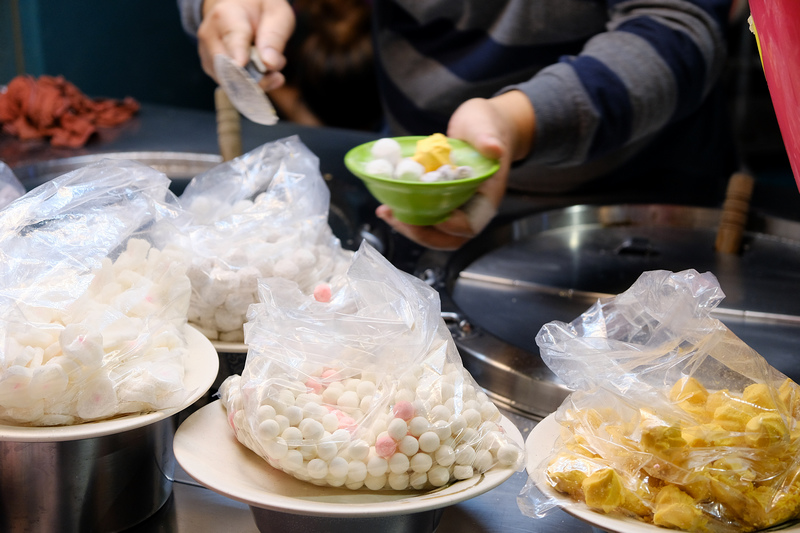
[432,209,474,238]
[257,70,285,92]
[198,0,294,84]
[375,206,470,251]
[198,7,255,80]
[257,47,287,72]
[446,98,512,212]
[469,133,504,160]
[254,1,294,71]
[447,99,507,160]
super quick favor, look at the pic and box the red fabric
[0,75,139,148]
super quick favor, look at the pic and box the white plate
[526,414,800,533]
[175,400,523,517]
[526,414,657,533]
[0,325,219,442]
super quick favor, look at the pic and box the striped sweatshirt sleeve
[517,0,730,167]
[177,0,204,37]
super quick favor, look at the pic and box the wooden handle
[215,87,243,162]
[715,172,756,254]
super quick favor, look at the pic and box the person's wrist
[489,91,535,162]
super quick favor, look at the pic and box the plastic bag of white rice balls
[219,241,524,491]
[0,160,193,425]
[178,136,352,343]
[0,161,25,210]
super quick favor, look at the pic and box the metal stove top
[416,204,800,419]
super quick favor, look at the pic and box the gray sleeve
[503,0,728,168]
[177,0,205,37]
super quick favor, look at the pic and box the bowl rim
[344,136,500,188]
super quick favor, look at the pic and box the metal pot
[0,417,177,533]
[0,326,218,533]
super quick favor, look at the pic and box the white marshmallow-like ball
[389,453,411,474]
[0,239,191,426]
[428,465,450,487]
[410,452,433,473]
[348,439,370,461]
[497,443,521,466]
[388,472,410,490]
[364,474,387,491]
[219,353,523,492]
[347,460,368,482]
[453,465,474,480]
[409,417,430,437]
[454,166,474,179]
[394,158,425,181]
[387,418,408,441]
[409,471,428,489]
[370,138,402,166]
[367,456,389,477]
[420,170,443,183]
[258,419,280,440]
[365,158,394,179]
[308,458,328,479]
[398,435,420,456]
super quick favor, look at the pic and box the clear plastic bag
[179,136,352,342]
[519,269,800,532]
[0,159,193,426]
[219,241,524,490]
[0,161,25,209]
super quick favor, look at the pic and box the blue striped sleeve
[519,0,729,165]
[566,55,633,161]
[177,0,203,36]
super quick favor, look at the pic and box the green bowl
[344,136,500,226]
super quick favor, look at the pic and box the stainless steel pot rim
[13,151,222,176]
[211,340,248,354]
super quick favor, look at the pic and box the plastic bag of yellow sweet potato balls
[518,269,800,532]
[219,241,524,491]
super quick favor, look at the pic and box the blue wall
[1,0,217,110]
[0,0,19,82]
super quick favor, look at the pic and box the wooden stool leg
[215,87,243,162]
[715,172,756,254]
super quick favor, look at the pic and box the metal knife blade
[213,51,278,126]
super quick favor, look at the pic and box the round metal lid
[426,204,800,419]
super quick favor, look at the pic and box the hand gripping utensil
[213,47,278,125]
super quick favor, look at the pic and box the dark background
[0,0,217,110]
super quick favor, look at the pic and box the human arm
[178,0,295,91]
[520,0,731,168]
[375,0,731,249]
[375,90,535,251]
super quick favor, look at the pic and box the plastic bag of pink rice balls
[219,241,524,491]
